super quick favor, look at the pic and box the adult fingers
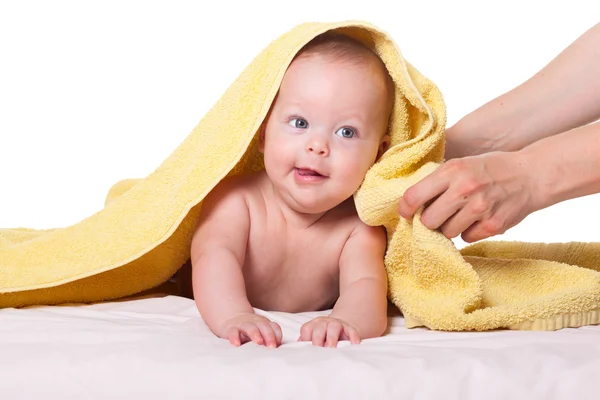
[437,193,494,239]
[460,203,513,243]
[419,190,466,231]
[398,170,449,220]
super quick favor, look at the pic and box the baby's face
[259,54,391,214]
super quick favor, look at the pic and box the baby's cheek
[266,141,293,170]
[340,162,370,191]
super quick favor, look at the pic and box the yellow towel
[1,20,600,331]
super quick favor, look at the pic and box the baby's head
[259,32,394,214]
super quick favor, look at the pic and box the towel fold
[1,20,599,331]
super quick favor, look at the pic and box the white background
[0,0,598,249]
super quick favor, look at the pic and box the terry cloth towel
[1,20,600,331]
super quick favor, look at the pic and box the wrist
[515,139,574,212]
[506,149,549,213]
[214,310,255,337]
[445,113,514,159]
[328,310,357,328]
[517,122,600,210]
[329,310,386,339]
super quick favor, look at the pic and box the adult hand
[397,151,541,243]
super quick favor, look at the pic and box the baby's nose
[307,145,328,156]
[306,136,329,156]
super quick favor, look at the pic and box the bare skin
[191,48,392,348]
[398,22,600,243]
[192,172,387,348]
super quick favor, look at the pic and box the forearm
[192,249,254,335]
[519,120,600,211]
[446,23,600,158]
[330,277,388,338]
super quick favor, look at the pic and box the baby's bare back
[240,173,360,313]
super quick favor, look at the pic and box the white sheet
[1,294,598,399]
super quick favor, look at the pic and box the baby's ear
[376,134,391,160]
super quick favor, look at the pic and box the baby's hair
[296,32,379,66]
[295,31,395,126]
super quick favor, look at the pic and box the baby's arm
[330,224,388,338]
[299,223,388,346]
[191,180,281,347]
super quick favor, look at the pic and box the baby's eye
[288,118,309,129]
[335,127,356,139]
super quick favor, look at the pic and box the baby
[190,32,394,348]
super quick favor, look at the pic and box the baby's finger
[226,328,242,347]
[299,322,314,342]
[311,322,327,347]
[325,322,343,348]
[270,322,283,346]
[344,325,361,345]
[241,323,264,345]
[256,322,277,348]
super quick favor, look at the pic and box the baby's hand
[298,316,360,347]
[220,313,282,348]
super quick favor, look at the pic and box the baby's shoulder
[204,171,264,204]
[327,199,387,244]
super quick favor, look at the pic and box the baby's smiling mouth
[295,167,328,178]
[297,168,322,177]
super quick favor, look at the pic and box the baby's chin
[289,202,336,215]
[285,193,350,215]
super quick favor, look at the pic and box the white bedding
[0,295,598,399]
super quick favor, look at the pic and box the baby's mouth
[296,168,325,177]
